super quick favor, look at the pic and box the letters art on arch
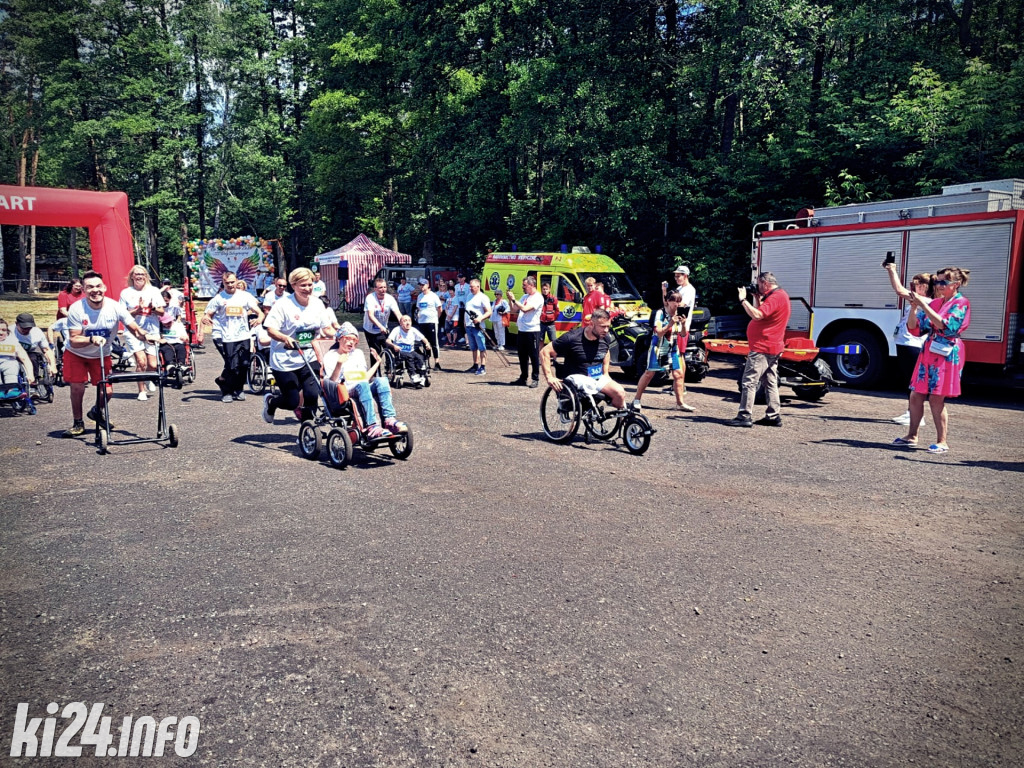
[0,185,135,300]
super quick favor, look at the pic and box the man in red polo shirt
[728,272,791,428]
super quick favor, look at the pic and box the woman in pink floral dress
[892,267,971,454]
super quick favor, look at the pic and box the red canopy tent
[314,233,412,310]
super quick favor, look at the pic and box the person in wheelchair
[539,308,628,410]
[322,323,408,440]
[158,295,189,387]
[0,318,37,390]
[386,315,431,386]
[14,313,57,398]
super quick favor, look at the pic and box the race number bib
[225,306,244,317]
[0,342,17,357]
[398,342,412,353]
[295,329,315,345]
[587,363,603,380]
[137,305,152,316]
[87,329,112,341]
[347,369,368,383]
[160,326,175,338]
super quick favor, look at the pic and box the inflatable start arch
[0,185,135,300]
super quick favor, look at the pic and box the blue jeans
[350,377,396,426]
[466,326,487,352]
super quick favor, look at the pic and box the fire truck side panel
[757,210,1024,383]
[757,237,813,332]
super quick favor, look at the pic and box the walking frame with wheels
[93,336,180,454]
[293,339,414,469]
[540,372,656,455]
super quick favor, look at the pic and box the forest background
[2,0,1023,310]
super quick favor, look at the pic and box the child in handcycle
[386,315,431,386]
[320,323,408,440]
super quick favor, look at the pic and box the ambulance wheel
[327,428,354,469]
[298,421,322,460]
[388,427,413,459]
[168,423,180,448]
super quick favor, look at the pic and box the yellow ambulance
[481,247,649,336]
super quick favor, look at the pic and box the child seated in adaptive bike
[322,323,408,439]
[385,315,432,387]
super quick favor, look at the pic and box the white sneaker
[137,391,148,401]
[146,381,157,392]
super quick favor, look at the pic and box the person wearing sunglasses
[893,266,971,455]
[884,261,934,425]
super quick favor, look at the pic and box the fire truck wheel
[827,328,884,389]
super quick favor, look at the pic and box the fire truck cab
[753,179,1024,388]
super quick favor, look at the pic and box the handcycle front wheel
[388,427,414,459]
[583,401,618,441]
[540,385,580,443]
[621,415,652,455]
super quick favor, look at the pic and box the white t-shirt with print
[206,290,260,343]
[120,285,166,335]
[67,298,137,360]
[265,294,332,371]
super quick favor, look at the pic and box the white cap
[674,265,690,275]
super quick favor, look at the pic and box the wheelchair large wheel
[540,386,580,443]
[388,427,413,459]
[297,421,322,460]
[248,354,268,394]
[326,428,353,469]
[583,402,618,441]
[622,415,651,456]
[185,353,197,383]
[383,349,401,387]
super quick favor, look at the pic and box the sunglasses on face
[933,279,953,287]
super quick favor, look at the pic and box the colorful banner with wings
[185,237,274,298]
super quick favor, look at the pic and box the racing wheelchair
[540,375,655,455]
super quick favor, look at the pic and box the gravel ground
[1,344,1022,767]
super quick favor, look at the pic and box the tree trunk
[29,226,37,293]
[69,229,79,278]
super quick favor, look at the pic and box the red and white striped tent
[314,233,412,310]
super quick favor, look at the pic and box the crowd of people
[2,257,975,457]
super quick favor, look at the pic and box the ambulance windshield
[578,272,642,301]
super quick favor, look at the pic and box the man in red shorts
[63,271,150,437]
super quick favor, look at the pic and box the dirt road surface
[1,346,1021,767]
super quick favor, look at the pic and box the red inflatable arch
[0,184,135,300]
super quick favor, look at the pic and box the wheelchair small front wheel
[622,415,651,455]
[540,386,580,443]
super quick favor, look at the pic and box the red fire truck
[752,178,1024,388]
